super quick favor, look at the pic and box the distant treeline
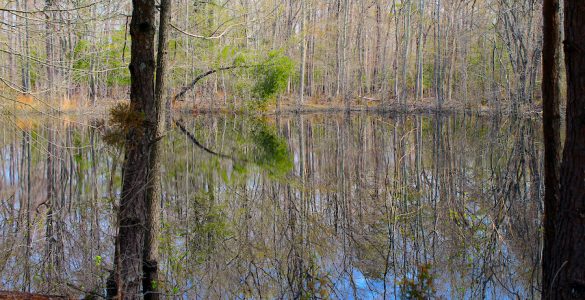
[0,0,546,111]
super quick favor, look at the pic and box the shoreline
[5,98,544,119]
[186,101,543,119]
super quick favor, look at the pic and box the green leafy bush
[252,51,294,102]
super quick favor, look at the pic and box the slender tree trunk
[335,1,342,97]
[45,0,54,97]
[392,0,399,103]
[401,0,412,105]
[342,0,350,109]
[541,0,561,296]
[89,4,98,105]
[434,0,443,106]
[415,0,425,101]
[298,0,306,110]
[372,0,382,94]
[19,0,31,92]
[307,2,316,97]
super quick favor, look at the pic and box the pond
[0,112,542,299]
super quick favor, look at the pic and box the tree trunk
[372,0,382,94]
[143,0,171,298]
[401,0,412,105]
[434,0,443,106]
[45,0,54,97]
[298,0,306,110]
[112,0,157,298]
[541,0,561,297]
[19,0,31,93]
[548,0,585,298]
[414,0,425,101]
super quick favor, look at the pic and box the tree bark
[143,0,171,298]
[541,0,562,297]
[113,0,157,298]
[548,0,585,298]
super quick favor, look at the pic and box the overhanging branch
[173,65,254,101]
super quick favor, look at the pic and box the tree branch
[170,22,243,40]
[173,65,254,101]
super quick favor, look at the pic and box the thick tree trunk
[547,0,585,298]
[113,0,157,298]
[541,0,561,297]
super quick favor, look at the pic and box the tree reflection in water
[0,113,542,299]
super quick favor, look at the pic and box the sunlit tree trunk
[433,0,444,106]
[298,0,306,110]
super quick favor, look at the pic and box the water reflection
[0,113,542,299]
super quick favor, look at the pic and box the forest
[0,0,548,112]
[0,0,583,299]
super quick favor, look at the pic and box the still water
[0,113,542,299]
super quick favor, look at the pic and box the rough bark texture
[541,0,561,297]
[549,0,585,298]
[143,0,171,299]
[113,0,156,298]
